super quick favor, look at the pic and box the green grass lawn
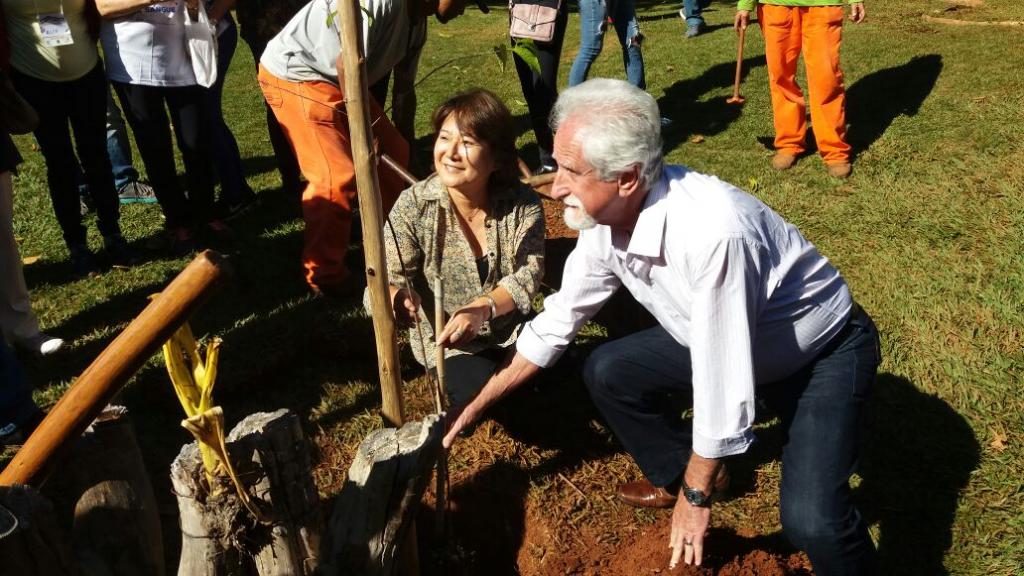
[6,0,1023,573]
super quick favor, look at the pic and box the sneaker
[213,192,258,221]
[13,332,64,356]
[685,23,703,38]
[69,244,99,277]
[771,153,798,171]
[660,116,674,128]
[103,234,138,267]
[826,162,852,179]
[117,180,158,204]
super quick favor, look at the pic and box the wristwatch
[682,480,712,508]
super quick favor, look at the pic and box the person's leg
[760,307,880,575]
[258,67,367,290]
[611,0,646,90]
[390,15,427,143]
[113,82,191,230]
[441,349,505,410]
[68,64,122,242]
[164,85,217,227]
[758,4,807,158]
[9,71,88,251]
[567,0,607,87]
[681,0,705,29]
[0,171,41,343]
[0,336,41,432]
[513,5,568,168]
[208,17,256,208]
[801,6,851,166]
[246,38,303,193]
[583,325,694,487]
[105,83,139,189]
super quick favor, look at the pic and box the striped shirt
[517,165,853,458]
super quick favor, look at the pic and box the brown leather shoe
[617,466,731,509]
[826,162,852,179]
[771,153,798,171]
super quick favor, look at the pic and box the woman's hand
[391,287,421,327]
[437,300,491,348]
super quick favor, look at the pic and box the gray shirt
[259,0,412,85]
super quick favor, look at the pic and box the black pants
[435,348,508,410]
[241,36,302,191]
[11,64,120,248]
[512,6,569,167]
[112,81,215,228]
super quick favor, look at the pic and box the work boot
[771,153,798,171]
[104,234,138,267]
[826,162,852,179]
[69,244,99,278]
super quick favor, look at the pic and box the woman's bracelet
[483,294,498,321]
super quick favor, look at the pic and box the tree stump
[170,409,321,575]
[0,484,79,576]
[320,415,442,576]
[45,405,164,576]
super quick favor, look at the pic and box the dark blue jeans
[583,306,880,575]
[681,0,711,27]
[0,338,36,428]
[105,86,139,189]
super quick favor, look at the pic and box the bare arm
[95,0,156,19]
[442,350,542,447]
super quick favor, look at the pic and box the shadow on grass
[857,373,978,575]
[658,55,766,153]
[845,54,943,158]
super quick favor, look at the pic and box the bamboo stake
[0,251,228,487]
[335,0,404,428]
[432,278,448,544]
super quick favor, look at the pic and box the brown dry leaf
[21,255,41,265]
[989,429,1008,453]
[690,135,706,144]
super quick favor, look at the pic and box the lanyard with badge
[34,0,74,47]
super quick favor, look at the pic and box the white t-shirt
[260,0,411,86]
[100,0,196,86]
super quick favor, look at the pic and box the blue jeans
[681,0,710,27]
[583,306,880,575]
[105,86,139,189]
[568,0,645,89]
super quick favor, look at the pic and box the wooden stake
[0,251,228,487]
[336,0,404,429]
[432,278,448,544]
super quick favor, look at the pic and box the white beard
[563,205,597,231]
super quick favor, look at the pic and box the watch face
[684,488,709,506]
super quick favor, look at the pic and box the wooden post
[320,416,442,576]
[335,0,404,428]
[0,485,79,575]
[170,409,321,576]
[0,251,229,487]
[45,406,164,576]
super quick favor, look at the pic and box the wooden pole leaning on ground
[0,251,229,487]
[336,0,404,428]
[727,24,747,105]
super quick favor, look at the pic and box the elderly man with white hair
[443,78,880,574]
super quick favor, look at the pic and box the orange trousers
[258,65,409,290]
[758,4,850,164]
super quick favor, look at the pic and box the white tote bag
[183,0,218,88]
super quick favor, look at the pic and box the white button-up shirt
[517,166,853,458]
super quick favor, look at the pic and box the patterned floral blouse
[383,174,546,368]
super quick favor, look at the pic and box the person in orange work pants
[257,65,409,295]
[735,3,866,179]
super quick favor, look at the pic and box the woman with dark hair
[382,89,546,409]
